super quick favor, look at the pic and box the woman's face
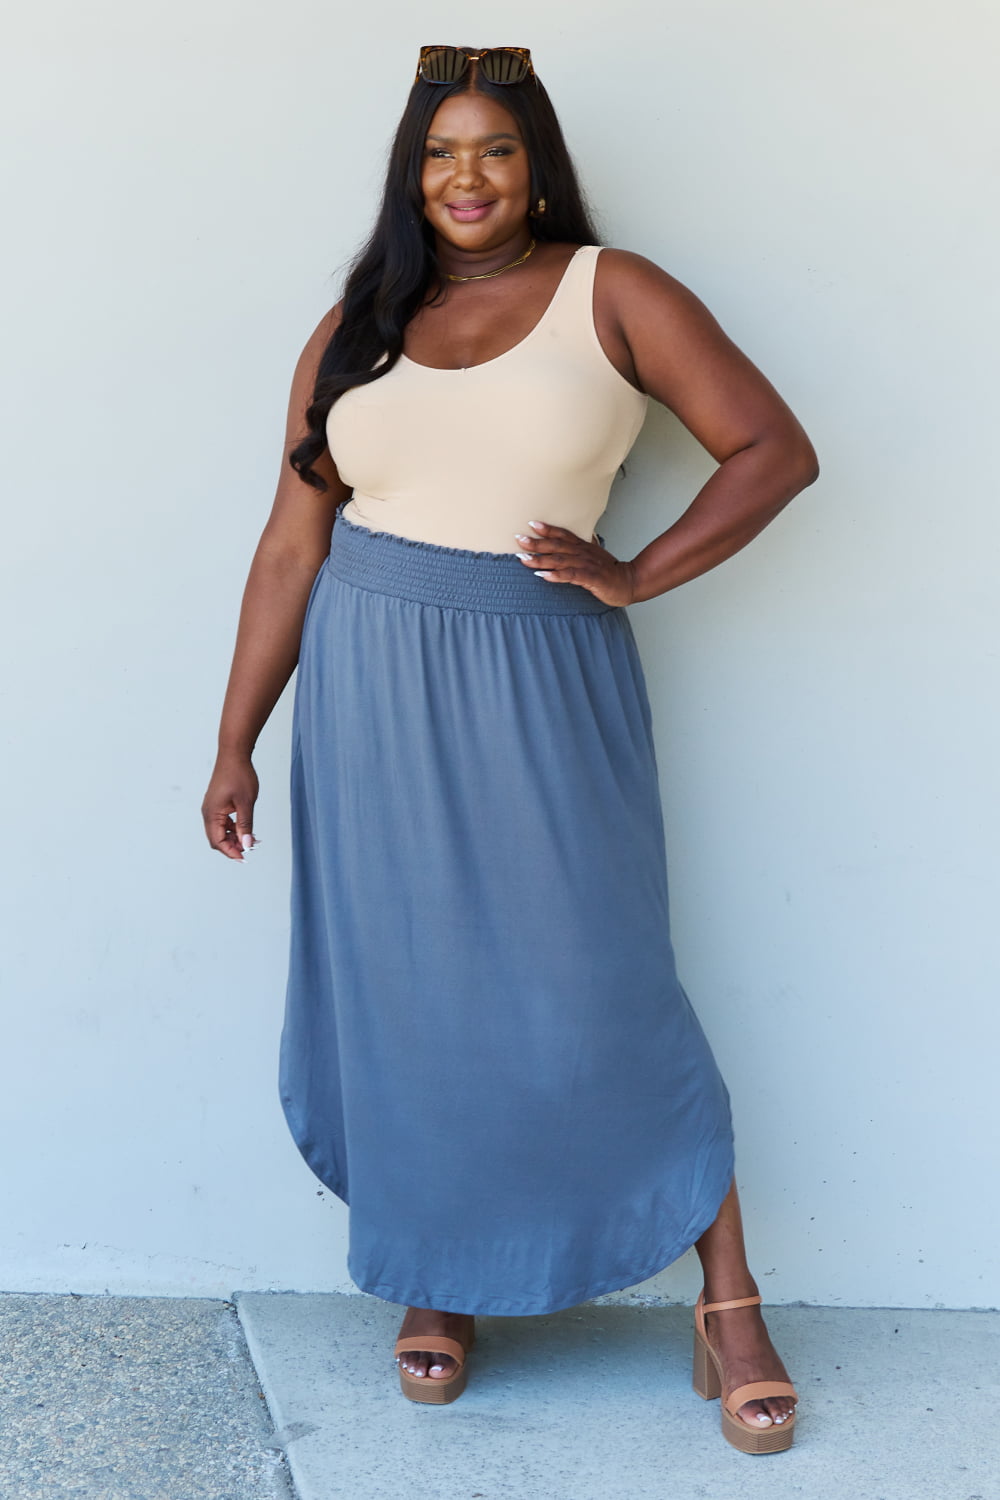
[420,90,532,253]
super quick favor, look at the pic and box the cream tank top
[327,245,648,555]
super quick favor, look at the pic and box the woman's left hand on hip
[514,521,636,607]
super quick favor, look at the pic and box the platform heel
[692,1291,798,1455]
[692,1315,722,1400]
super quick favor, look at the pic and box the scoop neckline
[398,244,591,374]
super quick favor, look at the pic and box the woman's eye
[425,147,513,159]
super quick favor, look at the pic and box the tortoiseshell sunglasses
[414,46,536,87]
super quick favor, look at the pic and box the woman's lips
[446,201,495,222]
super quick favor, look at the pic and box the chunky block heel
[692,1324,722,1400]
[693,1291,798,1455]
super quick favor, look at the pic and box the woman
[201,46,818,1454]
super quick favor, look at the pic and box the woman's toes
[739,1401,773,1427]
[399,1348,456,1378]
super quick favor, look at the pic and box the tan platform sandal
[693,1291,798,1454]
[394,1320,476,1405]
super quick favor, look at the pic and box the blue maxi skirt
[279,503,734,1316]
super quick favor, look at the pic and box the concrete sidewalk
[3,1290,997,1500]
[237,1292,997,1500]
[0,1294,294,1500]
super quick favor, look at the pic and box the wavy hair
[289,65,603,491]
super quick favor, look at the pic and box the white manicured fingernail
[534,570,553,578]
[529,521,544,530]
[516,552,532,561]
[241,835,253,851]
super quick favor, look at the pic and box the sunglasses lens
[420,47,467,83]
[480,49,530,84]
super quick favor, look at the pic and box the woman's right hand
[201,753,261,861]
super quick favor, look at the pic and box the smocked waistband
[325,504,616,616]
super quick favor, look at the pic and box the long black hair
[289,64,604,491]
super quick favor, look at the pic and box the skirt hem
[344,1143,735,1318]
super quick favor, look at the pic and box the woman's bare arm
[611,250,819,600]
[517,250,819,604]
[201,303,350,860]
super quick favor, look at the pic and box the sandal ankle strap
[701,1293,763,1313]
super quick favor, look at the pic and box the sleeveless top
[327,245,648,555]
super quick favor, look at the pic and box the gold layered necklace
[443,238,537,282]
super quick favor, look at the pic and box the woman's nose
[450,155,486,188]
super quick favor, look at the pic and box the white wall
[2,0,996,1307]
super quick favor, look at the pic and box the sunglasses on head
[414,46,535,87]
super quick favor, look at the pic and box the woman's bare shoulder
[299,299,344,360]
[594,246,707,322]
[286,300,346,405]
[590,248,717,394]
[594,247,817,470]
